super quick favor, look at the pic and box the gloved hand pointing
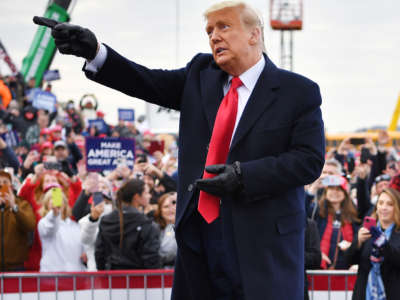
[33,16,98,60]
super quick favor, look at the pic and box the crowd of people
[1,72,400,298]
[0,74,179,272]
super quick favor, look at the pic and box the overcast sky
[0,0,399,133]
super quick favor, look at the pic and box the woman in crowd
[95,179,160,270]
[18,167,81,270]
[79,189,114,271]
[154,191,177,268]
[310,175,360,269]
[38,188,85,271]
[346,187,400,300]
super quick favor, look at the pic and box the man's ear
[249,26,261,46]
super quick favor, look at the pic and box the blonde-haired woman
[38,188,85,272]
[346,187,400,300]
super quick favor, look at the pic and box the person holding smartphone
[345,185,400,300]
[78,179,114,271]
[38,188,85,272]
[0,170,36,271]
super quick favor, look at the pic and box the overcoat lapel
[230,55,280,151]
[199,63,227,132]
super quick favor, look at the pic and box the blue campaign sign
[0,130,19,148]
[43,69,61,82]
[88,119,107,133]
[85,137,135,171]
[32,90,57,112]
[118,108,135,122]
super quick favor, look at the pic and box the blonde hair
[39,188,71,220]
[204,1,266,52]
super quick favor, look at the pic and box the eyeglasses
[375,174,391,183]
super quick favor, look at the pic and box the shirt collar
[227,56,265,91]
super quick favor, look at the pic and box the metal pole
[290,30,293,71]
[175,0,180,67]
[280,30,284,68]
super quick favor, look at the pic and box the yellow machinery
[388,94,400,131]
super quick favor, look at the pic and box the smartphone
[360,148,371,164]
[136,154,148,163]
[44,161,62,171]
[349,138,365,145]
[51,187,63,207]
[363,216,376,231]
[92,191,104,206]
[321,175,342,187]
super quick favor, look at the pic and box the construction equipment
[21,0,74,86]
[388,94,400,131]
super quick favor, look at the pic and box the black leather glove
[33,16,98,60]
[195,161,243,197]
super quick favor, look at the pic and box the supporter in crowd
[79,188,114,271]
[154,191,177,268]
[310,175,360,269]
[65,100,84,134]
[0,136,20,174]
[38,187,85,272]
[0,169,35,271]
[346,185,400,300]
[73,173,113,221]
[53,139,83,176]
[113,119,132,138]
[0,75,12,109]
[25,110,50,147]
[95,179,160,270]
[19,167,81,270]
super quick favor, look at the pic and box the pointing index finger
[33,16,59,29]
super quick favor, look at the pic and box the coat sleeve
[38,210,59,238]
[15,197,36,232]
[382,233,400,268]
[139,222,161,269]
[84,45,191,111]
[94,222,106,270]
[240,81,325,200]
[305,219,321,269]
[79,214,99,246]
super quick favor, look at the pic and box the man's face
[206,7,257,74]
[54,147,68,160]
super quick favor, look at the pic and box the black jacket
[345,228,400,300]
[305,219,321,300]
[95,206,160,270]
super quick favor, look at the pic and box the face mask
[102,204,113,216]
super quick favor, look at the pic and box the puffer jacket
[95,206,160,270]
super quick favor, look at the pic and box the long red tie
[198,76,243,223]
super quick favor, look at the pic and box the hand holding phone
[92,191,104,206]
[363,216,376,231]
[51,187,63,208]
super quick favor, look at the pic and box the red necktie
[198,76,243,223]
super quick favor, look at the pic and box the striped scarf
[366,222,394,300]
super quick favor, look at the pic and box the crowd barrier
[307,270,357,300]
[1,269,357,300]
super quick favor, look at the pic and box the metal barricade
[307,270,357,300]
[0,269,174,300]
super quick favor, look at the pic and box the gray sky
[0,0,399,133]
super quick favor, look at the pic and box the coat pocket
[276,211,305,235]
